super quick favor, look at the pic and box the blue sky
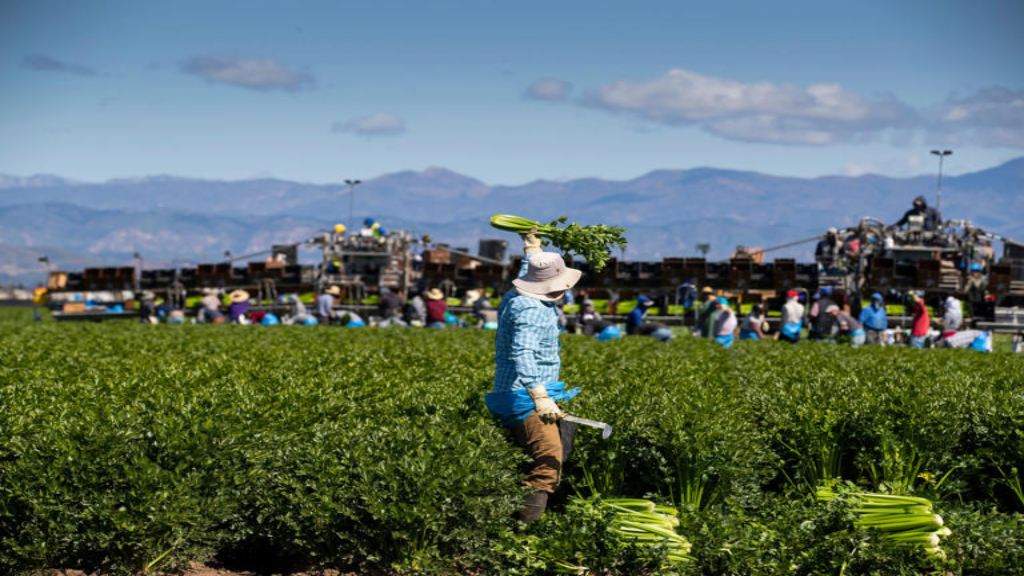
[1,0,1022,184]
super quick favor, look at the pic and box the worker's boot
[516,490,549,523]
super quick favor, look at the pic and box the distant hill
[1,158,1022,285]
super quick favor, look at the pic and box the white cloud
[332,113,406,136]
[583,68,917,145]
[180,57,313,92]
[930,86,1024,148]
[525,78,572,101]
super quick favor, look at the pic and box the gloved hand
[523,228,542,255]
[528,385,563,423]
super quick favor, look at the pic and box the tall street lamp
[930,149,953,213]
[132,252,143,293]
[345,179,362,231]
[35,256,51,321]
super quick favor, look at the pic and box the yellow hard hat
[334,224,347,233]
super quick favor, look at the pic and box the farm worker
[578,299,608,336]
[341,311,367,327]
[908,291,931,349]
[942,295,963,331]
[626,294,672,341]
[696,287,718,337]
[809,287,836,341]
[378,287,403,320]
[739,303,767,340]
[404,291,427,326]
[282,294,313,325]
[815,228,842,273]
[827,304,866,348]
[317,285,341,323]
[198,288,223,323]
[894,195,942,232]
[712,297,737,348]
[678,278,697,311]
[227,290,251,324]
[476,298,499,330]
[485,232,583,522]
[859,293,888,345]
[779,290,804,343]
[139,291,158,324]
[626,295,654,335]
[938,329,992,352]
[424,288,448,328]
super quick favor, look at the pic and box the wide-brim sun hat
[229,290,250,303]
[512,252,582,302]
[325,285,342,296]
[425,288,445,300]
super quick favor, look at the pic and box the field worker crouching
[626,294,673,342]
[827,304,866,348]
[227,290,251,324]
[485,231,583,522]
[713,297,737,348]
[739,304,768,340]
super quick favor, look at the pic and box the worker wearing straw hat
[317,285,341,323]
[227,290,251,324]
[485,231,583,522]
[424,287,447,328]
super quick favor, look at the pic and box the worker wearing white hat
[485,231,583,522]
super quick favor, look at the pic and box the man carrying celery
[485,230,584,522]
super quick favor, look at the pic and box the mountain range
[2,158,1022,285]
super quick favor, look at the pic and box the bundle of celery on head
[484,215,625,521]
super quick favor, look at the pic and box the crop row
[2,314,1024,574]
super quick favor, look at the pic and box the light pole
[930,149,952,213]
[35,256,50,321]
[345,179,362,231]
[132,252,143,293]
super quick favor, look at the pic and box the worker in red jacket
[908,291,930,349]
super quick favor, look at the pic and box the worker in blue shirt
[485,232,583,522]
[858,292,889,345]
[626,295,654,335]
[626,294,672,341]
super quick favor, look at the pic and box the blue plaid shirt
[492,256,561,393]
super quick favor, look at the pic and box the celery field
[3,312,1024,575]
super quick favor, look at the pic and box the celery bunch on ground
[604,498,694,566]
[817,487,951,559]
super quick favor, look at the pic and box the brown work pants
[513,413,563,494]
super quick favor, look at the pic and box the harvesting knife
[561,414,613,440]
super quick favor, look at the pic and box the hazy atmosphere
[1,0,1023,282]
